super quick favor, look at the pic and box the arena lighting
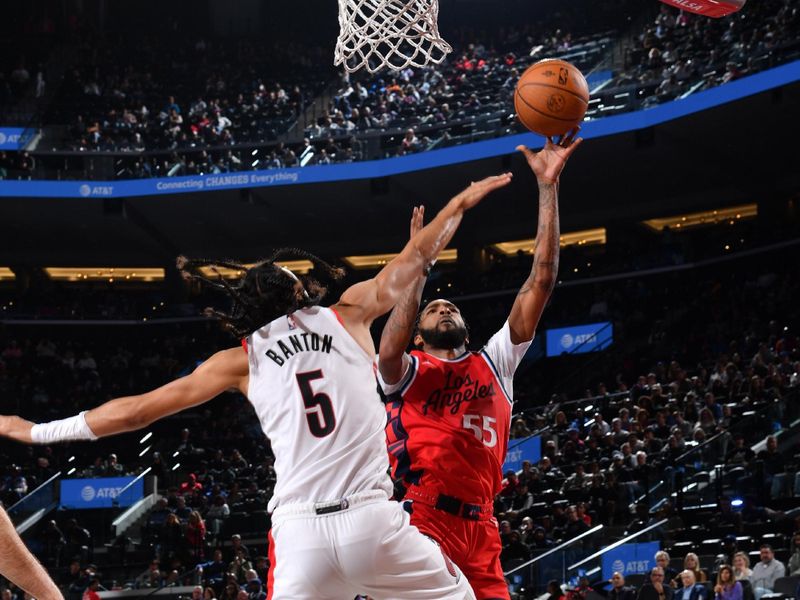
[139,432,153,444]
[0,267,15,281]
[731,498,744,507]
[642,203,757,232]
[197,259,314,279]
[44,267,165,282]
[491,228,606,256]
[343,249,458,269]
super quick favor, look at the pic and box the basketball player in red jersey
[377,129,582,600]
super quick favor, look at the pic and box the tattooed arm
[378,206,427,386]
[509,129,583,344]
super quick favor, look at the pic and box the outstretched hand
[517,127,583,185]
[454,173,513,210]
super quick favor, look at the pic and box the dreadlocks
[177,248,345,338]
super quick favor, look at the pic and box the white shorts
[268,490,476,600]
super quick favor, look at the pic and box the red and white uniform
[245,306,474,600]
[378,320,532,600]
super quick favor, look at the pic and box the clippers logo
[547,94,566,113]
[558,68,569,85]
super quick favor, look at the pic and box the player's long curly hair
[177,248,345,338]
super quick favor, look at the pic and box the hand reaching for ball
[516,127,583,185]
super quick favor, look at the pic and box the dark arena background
[1,0,800,599]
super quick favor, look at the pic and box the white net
[334,0,452,74]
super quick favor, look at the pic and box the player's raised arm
[0,347,248,445]
[336,173,512,326]
[378,205,428,386]
[509,128,582,344]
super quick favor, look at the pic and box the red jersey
[379,321,532,505]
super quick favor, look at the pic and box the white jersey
[245,306,393,512]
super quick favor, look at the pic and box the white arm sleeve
[481,321,533,404]
[482,320,533,378]
[375,353,413,396]
[30,411,98,444]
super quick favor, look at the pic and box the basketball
[514,59,590,137]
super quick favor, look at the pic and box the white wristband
[30,411,98,444]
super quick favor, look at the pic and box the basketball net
[334,0,452,73]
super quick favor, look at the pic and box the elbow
[533,274,556,294]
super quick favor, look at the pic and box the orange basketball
[514,59,589,137]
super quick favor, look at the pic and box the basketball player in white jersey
[0,173,512,600]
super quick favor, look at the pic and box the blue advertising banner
[503,435,541,473]
[0,60,798,199]
[0,128,24,150]
[601,542,661,580]
[546,322,613,357]
[60,477,143,509]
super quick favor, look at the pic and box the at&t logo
[0,132,6,144]
[560,333,574,349]
[81,485,96,501]
[78,184,114,197]
[612,559,626,574]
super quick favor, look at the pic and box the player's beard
[418,323,467,349]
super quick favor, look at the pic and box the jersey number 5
[463,414,497,448]
[296,370,336,438]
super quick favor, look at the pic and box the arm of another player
[336,174,512,325]
[378,206,427,386]
[508,129,582,344]
[0,505,64,600]
[0,347,248,444]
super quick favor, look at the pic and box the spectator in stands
[135,560,163,588]
[638,567,674,600]
[788,531,800,575]
[714,565,743,600]
[245,577,266,600]
[185,511,206,560]
[562,463,590,494]
[160,513,184,565]
[609,572,636,600]
[750,544,785,600]
[174,496,192,521]
[148,498,172,528]
[500,530,530,566]
[196,549,226,586]
[229,534,250,561]
[732,553,752,581]
[725,435,755,465]
[674,553,707,587]
[547,580,566,600]
[82,578,101,600]
[227,548,252,584]
[757,436,788,498]
[179,473,203,494]
[205,494,230,537]
[677,570,708,600]
[567,576,594,600]
[105,453,124,476]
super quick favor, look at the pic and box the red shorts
[405,500,509,600]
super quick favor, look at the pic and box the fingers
[516,145,536,161]
[563,137,584,157]
[560,127,581,148]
